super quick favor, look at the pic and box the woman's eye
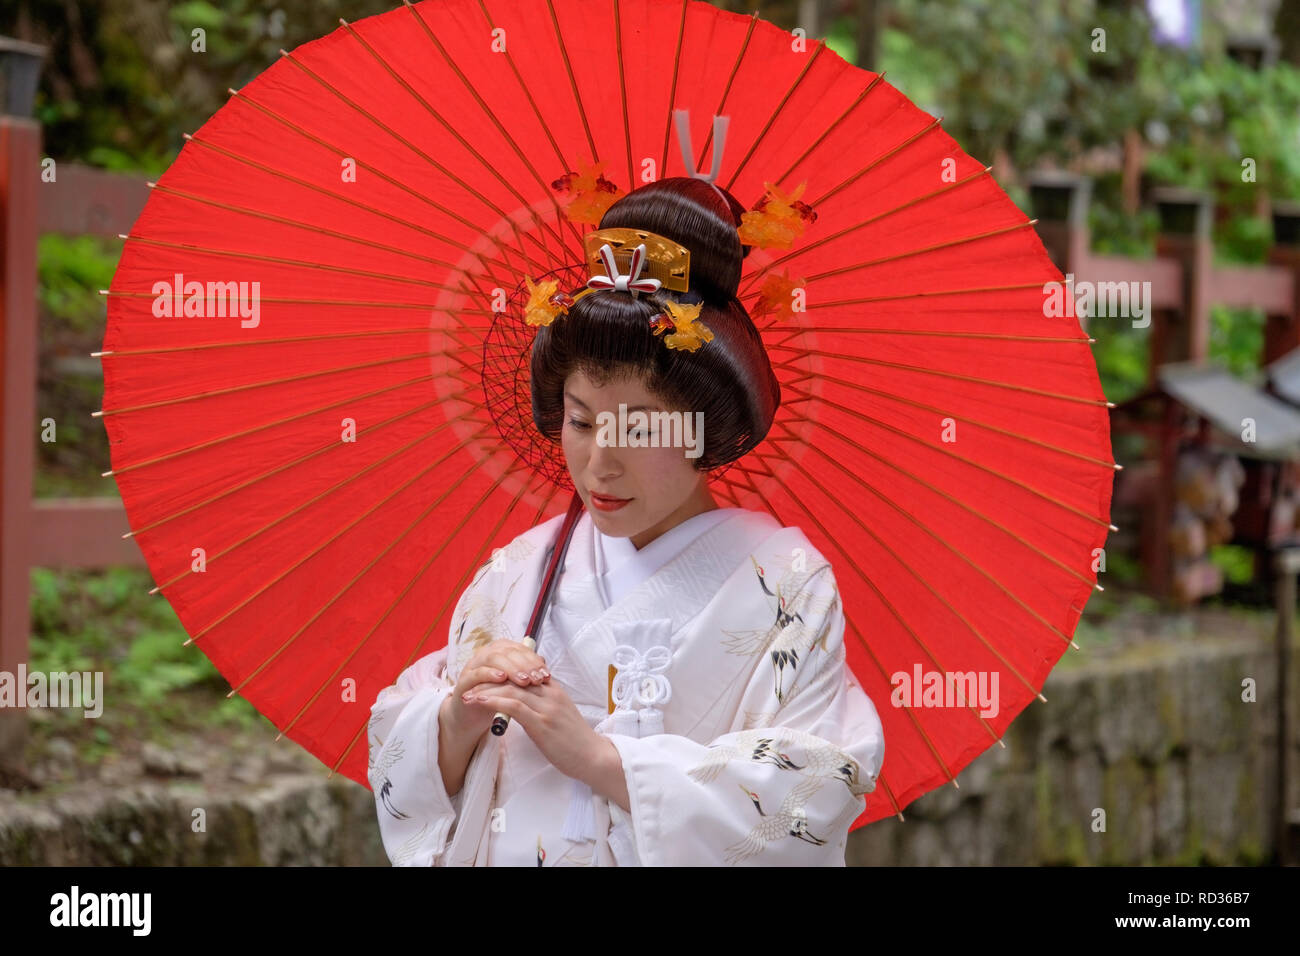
[567,417,590,431]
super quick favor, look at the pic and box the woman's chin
[588,504,635,535]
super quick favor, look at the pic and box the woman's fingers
[472,682,543,725]
[453,665,509,697]
[466,641,550,686]
[495,650,550,685]
[491,639,548,672]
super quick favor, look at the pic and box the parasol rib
[227,444,524,698]
[738,165,991,297]
[182,425,497,637]
[543,0,600,172]
[782,349,1112,411]
[694,12,760,171]
[93,346,468,417]
[138,182,518,282]
[657,0,690,180]
[123,392,473,539]
[774,374,1116,533]
[329,475,562,767]
[180,132,524,280]
[722,451,971,789]
[121,233,495,295]
[282,470,558,742]
[731,72,887,194]
[769,400,1107,632]
[347,13,586,254]
[769,369,1118,478]
[766,418,1050,703]
[109,384,471,485]
[229,87,536,283]
[722,41,828,189]
[277,49,570,273]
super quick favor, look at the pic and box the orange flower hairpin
[550,158,624,225]
[521,239,711,352]
[654,299,713,352]
[738,180,817,250]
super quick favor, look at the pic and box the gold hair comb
[522,227,712,352]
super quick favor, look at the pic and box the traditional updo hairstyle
[530,177,780,474]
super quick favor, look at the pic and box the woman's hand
[443,639,550,740]
[460,679,626,808]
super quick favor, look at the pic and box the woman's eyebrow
[563,390,659,412]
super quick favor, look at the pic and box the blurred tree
[6,0,397,173]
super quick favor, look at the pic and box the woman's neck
[629,482,719,550]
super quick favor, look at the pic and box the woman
[367,177,884,866]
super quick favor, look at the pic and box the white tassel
[566,625,674,845]
[562,777,597,842]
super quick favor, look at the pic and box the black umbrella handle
[490,490,585,737]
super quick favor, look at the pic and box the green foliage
[1208,544,1255,586]
[38,234,118,334]
[1208,305,1266,379]
[36,235,121,498]
[27,567,260,735]
[1143,53,1300,215]
[20,0,399,170]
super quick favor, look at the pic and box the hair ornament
[655,298,714,352]
[751,267,807,323]
[523,275,573,328]
[521,226,708,351]
[738,181,818,250]
[585,242,661,298]
[550,158,624,225]
[526,108,813,352]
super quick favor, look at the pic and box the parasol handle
[490,490,585,737]
[489,636,536,736]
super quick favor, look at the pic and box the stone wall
[0,773,386,866]
[848,628,1293,865]
[1,628,1293,865]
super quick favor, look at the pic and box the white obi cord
[562,618,674,852]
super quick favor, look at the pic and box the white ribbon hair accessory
[586,242,661,300]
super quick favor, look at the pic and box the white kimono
[367,506,885,866]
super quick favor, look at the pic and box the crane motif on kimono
[686,727,873,797]
[725,776,830,864]
[367,737,410,821]
[451,571,525,673]
[720,555,837,704]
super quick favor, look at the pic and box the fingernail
[531,670,542,680]
[540,669,550,678]
[475,694,488,702]
[493,670,505,679]
[517,672,529,681]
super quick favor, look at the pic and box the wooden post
[854,0,879,70]
[1151,188,1213,381]
[1264,201,1300,366]
[1274,547,1297,864]
[0,116,40,774]
[1027,171,1091,276]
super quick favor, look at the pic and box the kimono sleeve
[366,565,488,866]
[602,564,884,866]
[367,647,467,866]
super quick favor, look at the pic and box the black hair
[529,177,780,473]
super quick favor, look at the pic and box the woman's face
[561,367,717,549]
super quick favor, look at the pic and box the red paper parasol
[101,0,1114,830]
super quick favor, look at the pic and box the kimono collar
[592,507,743,608]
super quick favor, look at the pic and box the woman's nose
[588,430,622,474]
